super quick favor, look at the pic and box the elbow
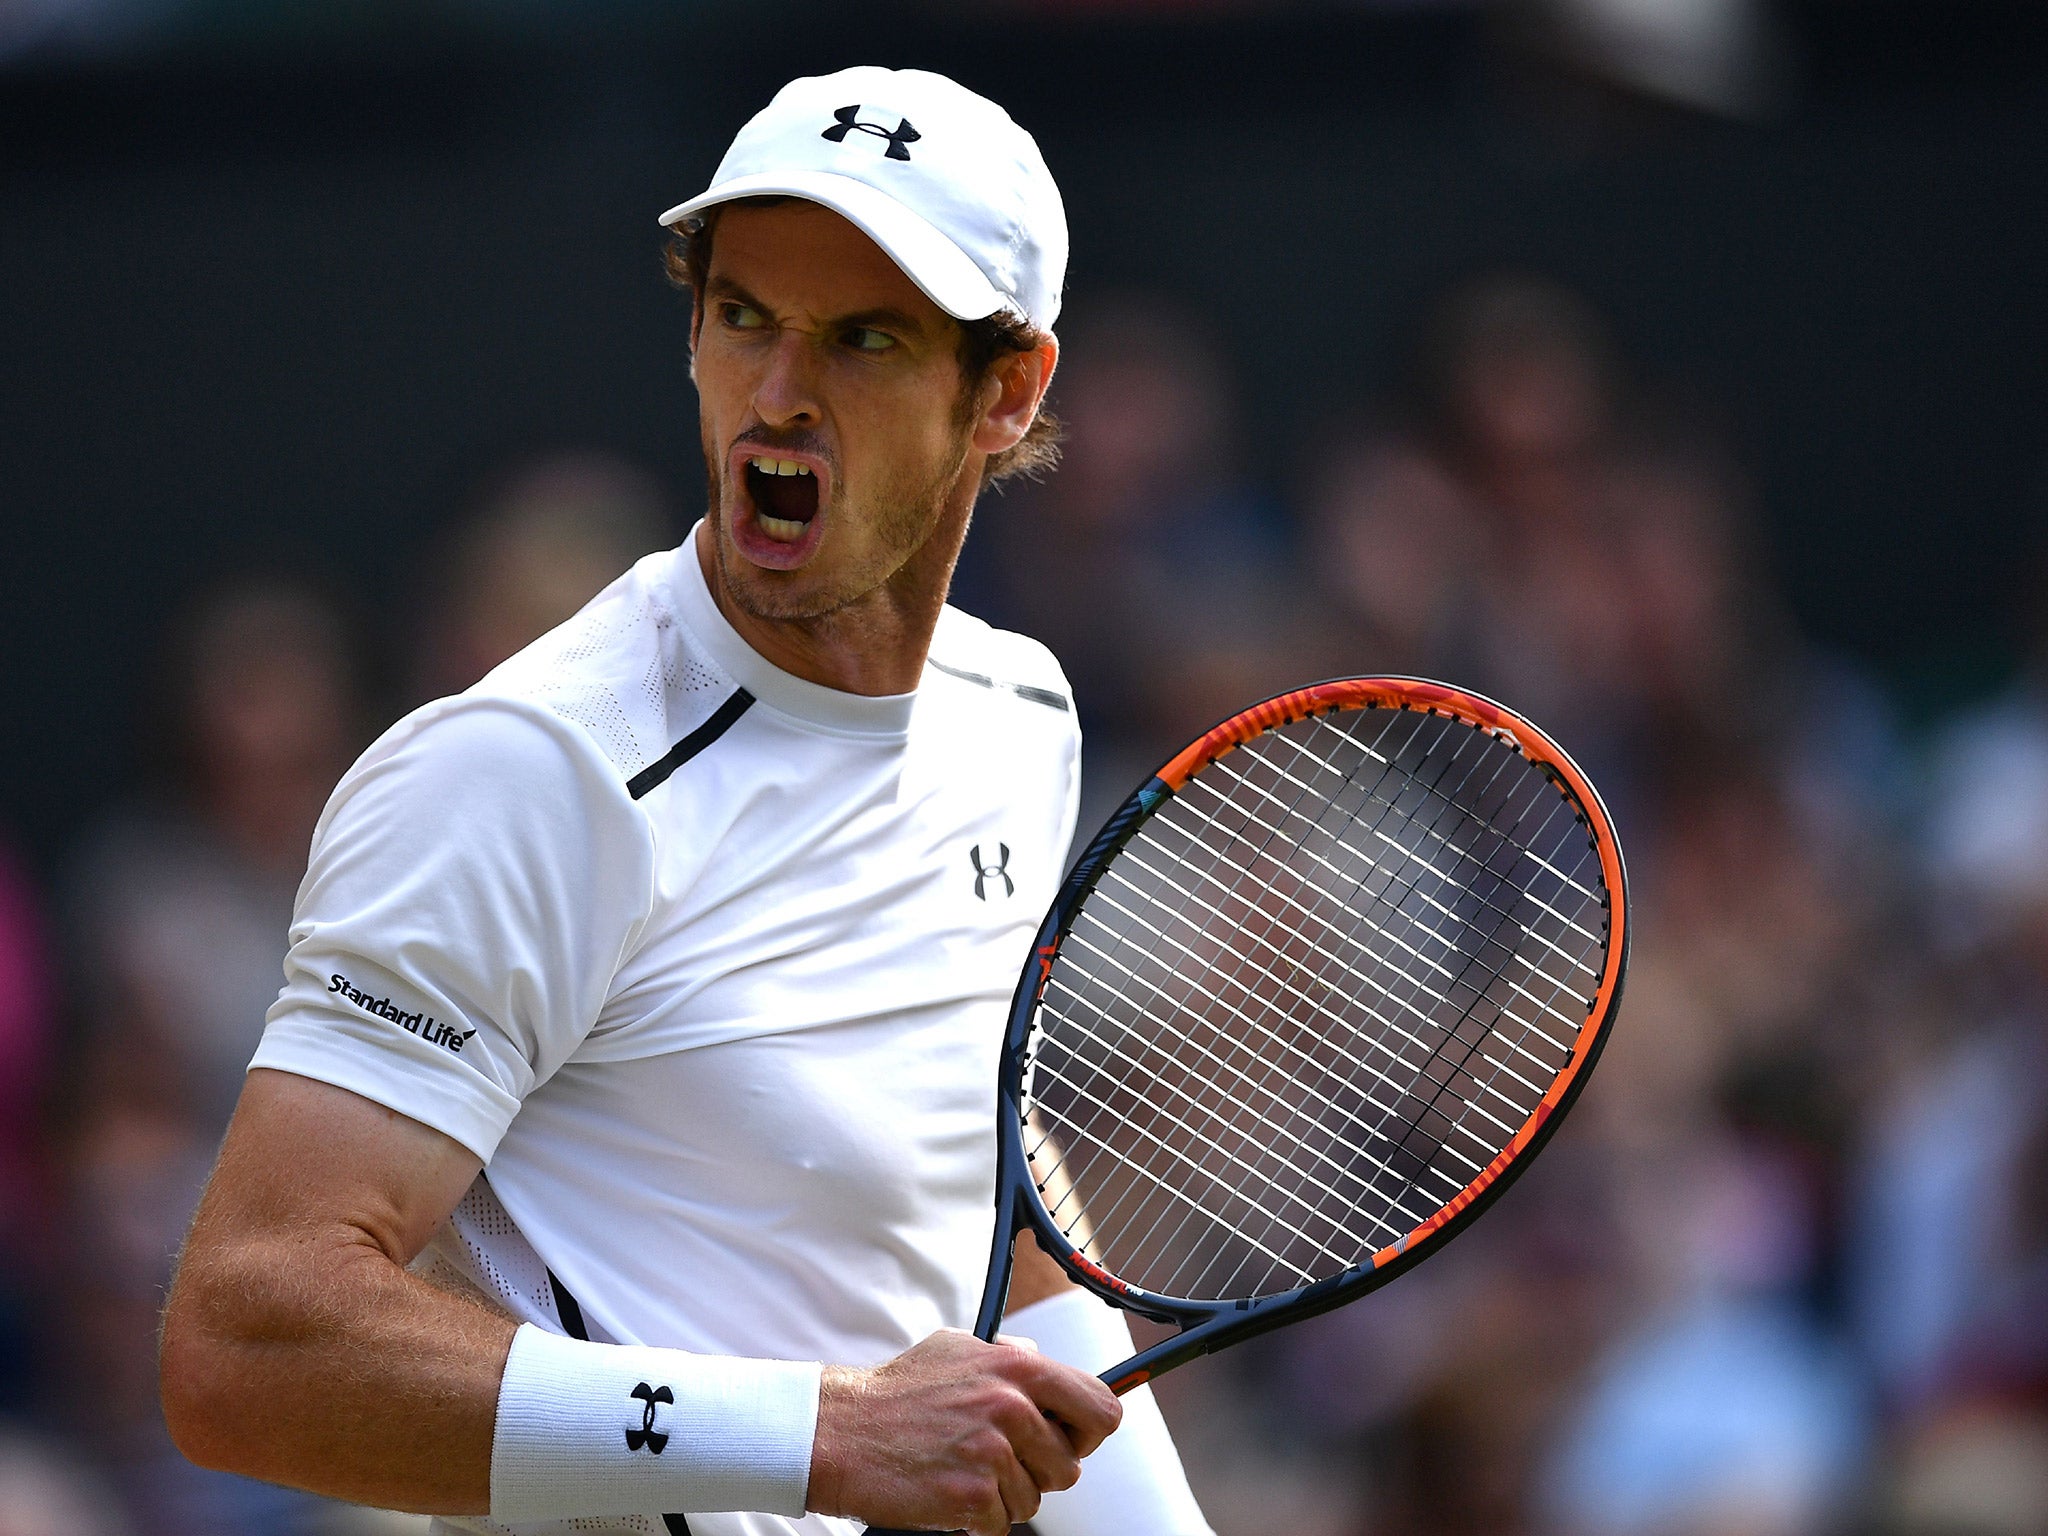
[158,1302,226,1471]
[158,1276,253,1475]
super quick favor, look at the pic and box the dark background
[6,0,2047,866]
[8,7,2048,1536]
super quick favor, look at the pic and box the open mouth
[742,456,821,542]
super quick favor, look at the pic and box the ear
[970,335,1059,457]
[688,288,704,384]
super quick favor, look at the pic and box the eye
[720,302,767,330]
[843,326,897,353]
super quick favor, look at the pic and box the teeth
[757,514,808,542]
[748,456,812,477]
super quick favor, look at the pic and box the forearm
[161,1211,515,1514]
[161,1074,1118,1533]
[1004,1229,1082,1314]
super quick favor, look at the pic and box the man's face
[692,200,985,623]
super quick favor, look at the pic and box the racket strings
[1171,729,1581,1294]
[1029,711,1514,1277]
[1040,930,1454,1250]
[1189,714,1603,1290]
[1024,705,1611,1302]
[1028,711,1434,1269]
[1264,715,1606,1206]
[1146,734,1590,1077]
[1048,717,1571,1188]
[1036,849,1561,1295]
[1048,733,1540,1286]
[1278,712,1601,1005]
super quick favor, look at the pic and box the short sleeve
[251,697,656,1162]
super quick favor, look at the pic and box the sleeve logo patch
[329,972,476,1054]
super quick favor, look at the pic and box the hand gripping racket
[870,677,1627,1535]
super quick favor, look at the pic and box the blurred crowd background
[5,1,2048,1534]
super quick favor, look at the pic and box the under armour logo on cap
[821,104,921,161]
[625,1381,673,1454]
[659,66,1069,331]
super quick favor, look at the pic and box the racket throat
[1098,1312,1239,1395]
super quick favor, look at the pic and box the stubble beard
[703,424,976,625]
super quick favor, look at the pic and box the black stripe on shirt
[546,1270,590,1341]
[549,1270,694,1536]
[627,688,757,800]
[926,656,1071,712]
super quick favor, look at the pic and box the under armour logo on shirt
[821,104,921,161]
[626,1382,673,1454]
[971,843,1013,901]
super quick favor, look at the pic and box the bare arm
[159,1068,510,1513]
[1006,1232,1085,1314]
[163,1070,1118,1532]
[1006,1115,1090,1314]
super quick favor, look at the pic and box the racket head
[991,677,1628,1379]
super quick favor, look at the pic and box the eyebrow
[704,277,933,340]
[833,305,930,338]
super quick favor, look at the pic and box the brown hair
[665,200,1061,488]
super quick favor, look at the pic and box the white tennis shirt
[251,532,1082,1536]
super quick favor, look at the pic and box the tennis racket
[870,676,1627,1536]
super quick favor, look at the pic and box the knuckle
[989,1388,1036,1434]
[964,1426,1011,1468]
[994,1340,1039,1377]
[960,1490,1005,1536]
[938,1466,979,1498]
[939,1474,992,1528]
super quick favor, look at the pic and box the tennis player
[159,66,1214,1536]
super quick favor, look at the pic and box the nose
[752,330,822,428]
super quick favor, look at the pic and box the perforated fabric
[413,1175,584,1336]
[516,591,665,783]
[489,573,722,788]
[436,1514,664,1534]
[547,685,652,784]
[435,1516,854,1536]
[645,617,725,722]
[263,535,1084,1536]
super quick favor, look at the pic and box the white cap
[659,66,1067,332]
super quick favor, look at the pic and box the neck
[695,482,978,697]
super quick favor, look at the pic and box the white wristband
[489,1323,822,1520]
[1003,1290,1215,1536]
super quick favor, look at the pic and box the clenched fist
[806,1328,1123,1536]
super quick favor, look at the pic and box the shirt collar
[666,524,919,738]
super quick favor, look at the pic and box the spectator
[1266,275,1906,1536]
[960,295,1310,838]
[66,581,368,1129]
[1307,276,1780,789]
[411,452,675,703]
[59,578,373,1535]
[1850,550,2048,1431]
[0,1426,130,1536]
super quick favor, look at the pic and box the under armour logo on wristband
[970,842,1013,901]
[626,1382,673,1454]
[821,104,920,161]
